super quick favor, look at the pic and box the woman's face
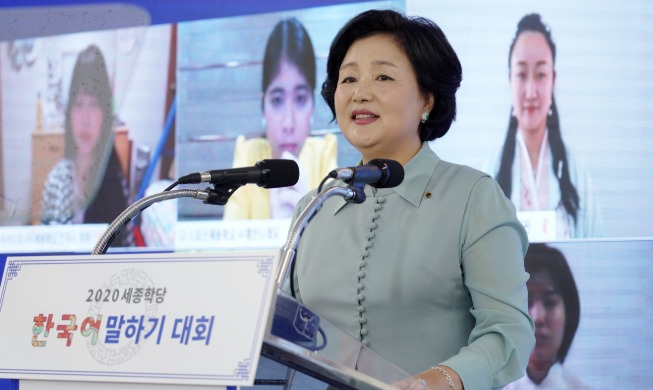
[527,269,566,374]
[263,59,314,159]
[70,90,103,157]
[509,31,556,136]
[334,34,433,164]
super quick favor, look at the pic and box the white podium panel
[0,252,279,388]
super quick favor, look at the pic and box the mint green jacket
[291,143,535,389]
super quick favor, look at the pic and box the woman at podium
[289,9,535,390]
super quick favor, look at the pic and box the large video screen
[1,0,653,389]
[1,0,652,252]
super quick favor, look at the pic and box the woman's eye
[295,94,309,106]
[543,295,561,309]
[340,76,356,84]
[270,96,284,107]
[377,74,393,81]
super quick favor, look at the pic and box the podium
[0,252,412,390]
[1,185,415,389]
[260,294,411,390]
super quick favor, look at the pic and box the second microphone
[329,159,404,188]
[179,159,299,189]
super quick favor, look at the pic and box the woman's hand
[393,365,463,390]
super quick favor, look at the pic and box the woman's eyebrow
[340,61,357,71]
[514,59,550,68]
[371,60,398,68]
[294,84,310,93]
[340,59,398,70]
[267,87,286,95]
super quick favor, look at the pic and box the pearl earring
[421,112,429,124]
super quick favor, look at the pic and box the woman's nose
[79,107,91,124]
[282,104,296,133]
[353,79,372,103]
[529,301,545,324]
[525,78,537,98]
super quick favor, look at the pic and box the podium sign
[0,251,279,387]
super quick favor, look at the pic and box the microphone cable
[316,174,331,193]
[164,179,180,191]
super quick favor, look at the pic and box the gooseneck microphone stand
[91,189,210,255]
[92,178,250,255]
[275,185,358,291]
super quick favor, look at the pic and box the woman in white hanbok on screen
[487,13,602,239]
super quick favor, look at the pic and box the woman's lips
[280,143,299,154]
[352,109,379,125]
[534,331,549,345]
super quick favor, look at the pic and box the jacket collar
[331,142,440,215]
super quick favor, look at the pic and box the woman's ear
[423,92,436,114]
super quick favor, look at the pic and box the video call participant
[224,17,337,220]
[505,243,586,389]
[289,9,535,390]
[487,13,602,239]
[40,44,132,246]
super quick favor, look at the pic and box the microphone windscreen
[258,159,300,188]
[370,159,404,188]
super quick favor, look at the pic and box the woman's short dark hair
[496,14,580,225]
[64,44,113,160]
[321,9,462,142]
[262,17,316,96]
[525,243,580,363]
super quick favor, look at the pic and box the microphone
[179,159,299,189]
[329,158,404,188]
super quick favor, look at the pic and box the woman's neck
[527,364,553,385]
[74,153,95,200]
[527,356,557,385]
[519,126,546,172]
[361,140,422,166]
